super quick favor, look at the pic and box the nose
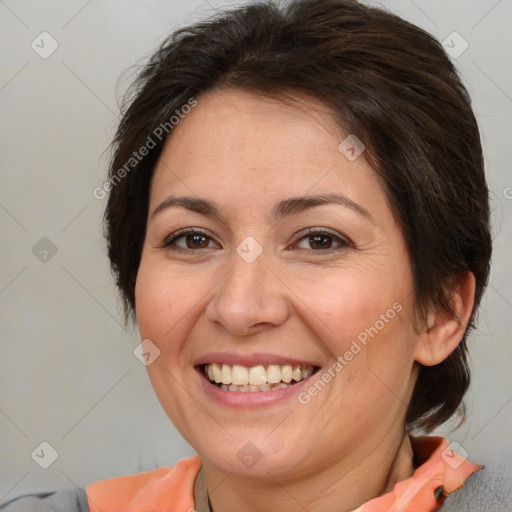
[204,248,290,337]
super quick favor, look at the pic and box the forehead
[149,89,388,222]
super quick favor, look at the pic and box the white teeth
[248,365,267,385]
[212,363,222,383]
[231,365,249,386]
[221,364,232,385]
[281,365,292,383]
[204,363,316,392]
[267,364,281,384]
[301,366,313,379]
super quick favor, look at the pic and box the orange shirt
[86,436,481,512]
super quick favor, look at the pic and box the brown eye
[163,229,218,251]
[308,234,334,250]
[183,234,209,249]
[294,228,350,252]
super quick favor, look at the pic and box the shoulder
[440,458,512,511]
[0,456,201,512]
[86,455,201,512]
[0,488,89,512]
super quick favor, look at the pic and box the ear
[414,272,476,366]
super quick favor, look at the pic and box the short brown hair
[104,0,492,431]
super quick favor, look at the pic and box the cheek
[289,262,417,392]
[135,259,201,342]
[134,260,201,426]
[134,263,188,366]
[288,266,406,346]
[134,265,167,341]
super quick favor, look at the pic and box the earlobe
[414,272,476,367]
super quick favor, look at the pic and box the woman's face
[135,89,422,478]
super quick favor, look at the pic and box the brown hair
[103,0,492,431]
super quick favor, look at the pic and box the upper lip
[194,352,320,368]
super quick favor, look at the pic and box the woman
[2,0,508,510]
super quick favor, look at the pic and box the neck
[201,429,415,512]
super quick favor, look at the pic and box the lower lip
[196,366,319,408]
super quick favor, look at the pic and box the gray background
[1,0,511,500]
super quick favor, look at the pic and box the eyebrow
[150,193,375,224]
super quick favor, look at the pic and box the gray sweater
[1,462,511,511]
[439,458,512,512]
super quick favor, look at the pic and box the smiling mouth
[202,363,318,392]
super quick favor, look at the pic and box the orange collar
[87,455,201,512]
[353,436,482,511]
[86,436,481,512]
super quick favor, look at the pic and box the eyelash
[161,227,351,253]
